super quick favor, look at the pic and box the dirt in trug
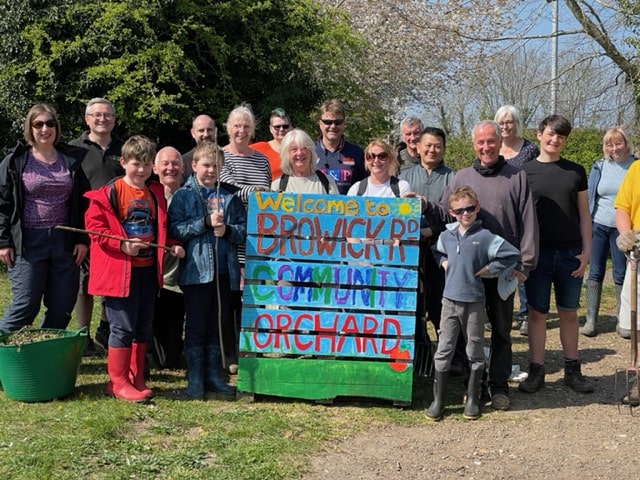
[302,314,640,479]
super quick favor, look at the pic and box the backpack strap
[357,176,400,197]
[315,170,330,194]
[278,174,289,192]
[356,177,368,196]
[390,176,400,197]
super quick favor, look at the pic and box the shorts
[525,246,583,313]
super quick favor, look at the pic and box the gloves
[616,229,640,253]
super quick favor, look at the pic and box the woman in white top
[272,128,339,194]
[347,138,411,197]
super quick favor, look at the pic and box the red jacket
[84,180,170,297]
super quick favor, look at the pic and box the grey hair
[472,120,501,142]
[279,128,319,176]
[494,105,522,138]
[400,116,424,131]
[85,97,116,116]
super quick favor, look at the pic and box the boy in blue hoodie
[426,186,520,421]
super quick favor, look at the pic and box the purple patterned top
[22,151,72,228]
[504,139,539,168]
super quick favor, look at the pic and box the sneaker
[490,393,510,411]
[617,324,631,339]
[519,320,528,336]
[564,360,594,393]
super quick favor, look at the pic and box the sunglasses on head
[32,119,57,129]
[320,118,344,126]
[450,205,476,215]
[365,152,389,161]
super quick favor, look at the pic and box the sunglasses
[450,205,477,216]
[31,119,57,129]
[320,118,344,126]
[365,152,389,161]
[271,124,290,130]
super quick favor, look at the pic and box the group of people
[0,97,638,412]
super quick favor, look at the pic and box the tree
[0,0,367,152]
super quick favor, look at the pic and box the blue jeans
[104,266,157,348]
[0,227,79,332]
[588,222,626,285]
[526,246,583,313]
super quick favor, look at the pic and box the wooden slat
[237,357,413,402]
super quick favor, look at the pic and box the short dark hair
[420,127,446,147]
[538,114,572,137]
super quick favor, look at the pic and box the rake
[616,247,640,414]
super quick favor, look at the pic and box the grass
[0,267,620,479]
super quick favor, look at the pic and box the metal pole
[549,0,559,114]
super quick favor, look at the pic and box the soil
[302,313,640,479]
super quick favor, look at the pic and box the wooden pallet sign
[237,192,421,404]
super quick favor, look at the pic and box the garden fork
[616,246,640,414]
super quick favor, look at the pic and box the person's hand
[210,211,226,237]
[121,238,147,256]
[511,270,527,284]
[571,250,589,278]
[617,230,640,253]
[73,244,88,266]
[0,247,15,267]
[170,245,185,259]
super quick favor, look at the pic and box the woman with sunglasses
[347,138,411,197]
[0,103,90,332]
[250,108,291,180]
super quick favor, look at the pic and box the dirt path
[303,315,640,479]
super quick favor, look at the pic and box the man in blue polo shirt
[314,99,366,195]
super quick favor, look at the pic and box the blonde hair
[193,141,224,165]
[279,128,318,176]
[448,185,479,208]
[364,138,399,176]
[603,127,634,160]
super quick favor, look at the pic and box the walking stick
[616,246,640,414]
[54,225,173,252]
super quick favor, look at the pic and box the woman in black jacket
[0,103,90,332]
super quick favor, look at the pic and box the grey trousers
[433,297,486,373]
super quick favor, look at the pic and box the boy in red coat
[85,135,184,402]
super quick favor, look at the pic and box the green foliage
[0,0,368,154]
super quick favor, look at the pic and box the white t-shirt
[346,178,412,197]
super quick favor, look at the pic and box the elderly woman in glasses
[494,105,539,336]
[0,103,90,332]
[272,128,339,194]
[250,108,292,180]
[347,138,412,197]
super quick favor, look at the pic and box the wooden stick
[54,225,173,252]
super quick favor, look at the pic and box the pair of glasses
[271,124,290,130]
[320,118,344,126]
[365,152,389,161]
[86,113,115,120]
[450,205,476,215]
[32,119,57,129]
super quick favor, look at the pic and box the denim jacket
[168,176,246,289]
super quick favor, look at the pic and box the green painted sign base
[237,357,413,403]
